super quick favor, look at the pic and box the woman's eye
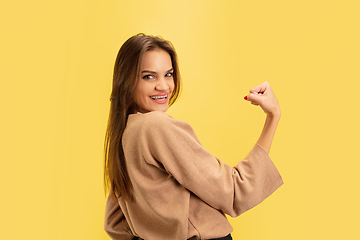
[143,75,154,79]
[165,72,173,77]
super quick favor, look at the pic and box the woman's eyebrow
[141,70,157,74]
[141,68,173,74]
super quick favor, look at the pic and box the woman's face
[134,49,175,113]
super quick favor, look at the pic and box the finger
[250,81,269,94]
[247,93,264,105]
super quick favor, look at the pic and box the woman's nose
[155,78,169,91]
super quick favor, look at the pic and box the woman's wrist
[266,110,281,122]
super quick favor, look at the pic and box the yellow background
[1,0,359,239]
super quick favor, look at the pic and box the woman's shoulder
[128,111,191,132]
[129,111,177,124]
[142,110,171,120]
[129,111,171,124]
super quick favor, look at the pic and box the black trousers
[208,234,232,240]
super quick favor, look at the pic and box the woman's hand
[244,81,281,119]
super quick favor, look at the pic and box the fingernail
[244,96,248,100]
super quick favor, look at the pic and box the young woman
[104,33,283,240]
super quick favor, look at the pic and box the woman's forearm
[256,113,280,154]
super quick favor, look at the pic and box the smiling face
[134,49,175,113]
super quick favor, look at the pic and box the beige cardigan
[104,111,283,240]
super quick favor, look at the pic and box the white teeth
[150,95,167,100]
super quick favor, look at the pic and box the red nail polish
[244,96,248,100]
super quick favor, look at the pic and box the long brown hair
[104,33,181,200]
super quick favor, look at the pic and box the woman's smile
[149,93,168,103]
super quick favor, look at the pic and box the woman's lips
[149,94,168,104]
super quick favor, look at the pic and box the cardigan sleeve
[104,193,140,240]
[141,112,283,217]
